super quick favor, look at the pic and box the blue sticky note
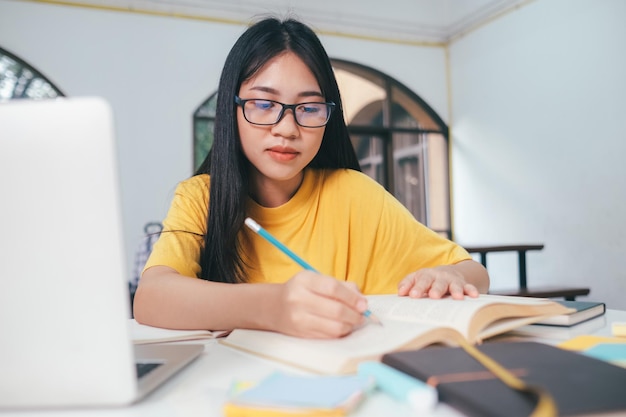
[584,343,626,362]
[231,372,374,408]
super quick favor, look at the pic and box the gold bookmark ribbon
[457,339,558,417]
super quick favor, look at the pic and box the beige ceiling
[44,0,532,44]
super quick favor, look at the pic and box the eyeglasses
[234,96,335,128]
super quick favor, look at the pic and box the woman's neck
[248,171,305,208]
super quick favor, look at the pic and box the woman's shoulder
[319,168,386,192]
[176,174,210,192]
[170,175,211,206]
[167,174,210,218]
[313,169,388,206]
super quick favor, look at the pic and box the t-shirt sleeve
[142,176,209,278]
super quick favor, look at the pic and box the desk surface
[4,310,626,417]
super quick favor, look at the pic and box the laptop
[0,97,203,409]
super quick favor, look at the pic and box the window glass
[351,134,385,185]
[393,132,425,222]
[424,132,450,236]
[390,85,440,130]
[334,68,385,127]
[0,47,63,101]
[193,93,217,170]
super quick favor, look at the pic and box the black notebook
[382,341,626,417]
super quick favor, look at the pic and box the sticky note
[585,343,626,362]
[612,322,626,337]
[230,372,375,409]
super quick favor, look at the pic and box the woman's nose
[271,109,299,138]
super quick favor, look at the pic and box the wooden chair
[463,244,590,301]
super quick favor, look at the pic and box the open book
[220,294,572,374]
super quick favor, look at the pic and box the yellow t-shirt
[144,168,471,294]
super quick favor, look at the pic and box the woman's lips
[267,146,299,161]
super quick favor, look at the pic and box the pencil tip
[365,312,383,326]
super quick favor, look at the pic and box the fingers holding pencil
[278,271,371,338]
[244,217,383,333]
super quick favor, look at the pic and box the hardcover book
[382,341,626,417]
[532,300,606,326]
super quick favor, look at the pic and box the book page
[221,295,565,374]
[221,319,460,374]
[366,294,559,339]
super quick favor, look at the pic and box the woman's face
[237,52,326,193]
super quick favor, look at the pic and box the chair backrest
[129,221,163,313]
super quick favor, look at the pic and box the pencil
[244,217,382,326]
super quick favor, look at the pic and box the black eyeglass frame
[234,96,335,128]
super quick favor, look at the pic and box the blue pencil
[244,217,382,325]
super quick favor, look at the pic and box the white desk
[3,310,626,417]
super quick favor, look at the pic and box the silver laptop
[0,97,203,409]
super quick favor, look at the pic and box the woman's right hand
[136,266,368,339]
[271,270,369,339]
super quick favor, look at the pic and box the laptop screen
[0,97,139,407]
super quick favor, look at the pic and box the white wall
[0,0,447,280]
[4,0,623,310]
[450,0,626,309]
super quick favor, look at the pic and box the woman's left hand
[397,260,488,300]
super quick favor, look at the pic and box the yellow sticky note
[559,335,624,351]
[612,322,626,337]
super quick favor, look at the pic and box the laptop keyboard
[136,362,163,378]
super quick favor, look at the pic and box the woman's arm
[397,259,490,300]
[133,266,369,338]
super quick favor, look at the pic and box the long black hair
[194,17,360,284]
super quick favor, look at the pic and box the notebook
[0,97,203,409]
[382,341,626,417]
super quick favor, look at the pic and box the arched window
[0,47,64,101]
[193,92,217,170]
[192,60,451,238]
[332,59,451,238]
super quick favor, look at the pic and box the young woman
[133,17,489,339]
